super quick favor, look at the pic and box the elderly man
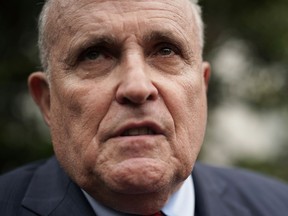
[0,0,288,215]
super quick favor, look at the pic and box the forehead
[57,0,192,15]
[49,0,195,34]
[45,0,201,60]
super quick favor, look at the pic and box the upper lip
[111,120,165,138]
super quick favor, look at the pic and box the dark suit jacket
[1,157,288,216]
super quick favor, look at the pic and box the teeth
[123,127,154,136]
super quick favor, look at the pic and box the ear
[202,61,211,92]
[28,72,51,126]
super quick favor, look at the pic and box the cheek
[163,74,207,164]
[49,81,113,168]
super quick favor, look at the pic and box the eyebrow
[143,30,177,43]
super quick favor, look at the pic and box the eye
[158,47,174,56]
[154,44,179,57]
[79,46,111,62]
[85,50,101,60]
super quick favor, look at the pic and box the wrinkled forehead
[45,0,198,44]
[50,0,192,10]
[47,0,195,26]
[42,0,201,66]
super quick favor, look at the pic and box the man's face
[29,0,210,213]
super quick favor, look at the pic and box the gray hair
[38,0,204,73]
[38,0,52,73]
[189,0,205,51]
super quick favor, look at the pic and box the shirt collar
[162,175,195,216]
[82,175,195,216]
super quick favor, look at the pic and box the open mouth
[121,127,155,136]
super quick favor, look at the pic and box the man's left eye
[84,50,102,60]
[155,44,179,57]
[158,47,174,56]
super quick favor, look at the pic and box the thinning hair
[38,0,204,73]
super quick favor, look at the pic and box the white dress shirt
[82,175,195,216]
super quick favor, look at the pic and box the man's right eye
[84,50,101,60]
[79,47,104,61]
[73,45,117,75]
[79,47,110,62]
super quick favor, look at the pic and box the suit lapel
[21,157,96,216]
[193,163,252,216]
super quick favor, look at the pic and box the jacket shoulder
[195,162,288,192]
[193,163,288,215]
[0,160,47,214]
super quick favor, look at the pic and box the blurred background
[0,0,287,181]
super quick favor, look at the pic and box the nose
[115,56,158,105]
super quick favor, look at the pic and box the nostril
[119,97,133,105]
[119,95,149,105]
[115,68,159,104]
[116,84,158,105]
[147,92,157,101]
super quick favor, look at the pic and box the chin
[102,157,174,194]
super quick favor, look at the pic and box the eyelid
[78,42,121,64]
[159,43,180,53]
[78,46,103,61]
[151,42,181,57]
[65,36,119,65]
[63,44,99,68]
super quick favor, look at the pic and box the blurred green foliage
[202,0,288,182]
[0,0,287,182]
[0,1,53,173]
